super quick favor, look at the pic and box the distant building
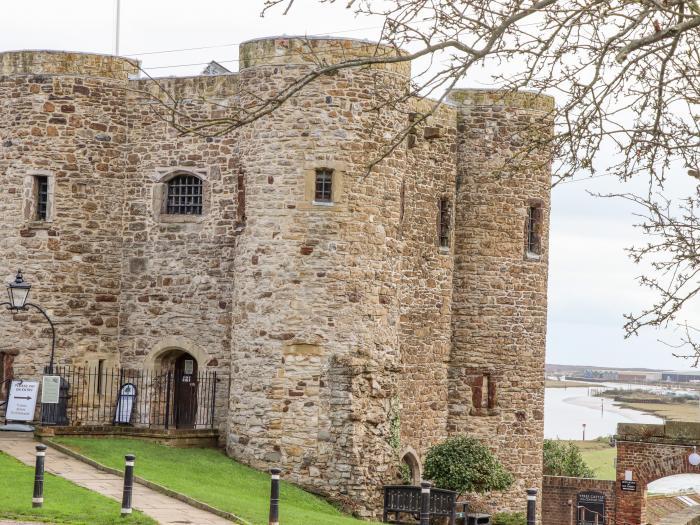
[662,371,700,383]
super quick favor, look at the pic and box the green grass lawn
[573,440,617,480]
[0,451,155,525]
[54,437,379,525]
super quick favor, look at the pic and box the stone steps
[656,505,700,525]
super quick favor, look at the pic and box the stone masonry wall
[229,38,409,518]
[447,89,553,513]
[397,99,457,472]
[0,52,137,377]
[543,476,616,525]
[118,74,241,432]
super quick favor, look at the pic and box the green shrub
[423,436,514,495]
[543,440,595,478]
[493,512,526,525]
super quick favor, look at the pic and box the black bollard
[32,444,47,508]
[269,468,281,525]
[121,454,136,517]
[527,488,538,525]
[420,481,431,525]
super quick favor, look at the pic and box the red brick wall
[543,476,616,525]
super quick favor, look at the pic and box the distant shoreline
[545,379,600,388]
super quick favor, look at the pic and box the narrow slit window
[166,174,203,215]
[314,169,333,203]
[36,176,49,221]
[526,204,543,256]
[97,359,105,395]
[438,197,451,248]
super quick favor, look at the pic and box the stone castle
[0,36,552,517]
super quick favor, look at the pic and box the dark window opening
[314,169,333,202]
[526,204,543,256]
[438,197,451,248]
[166,174,203,215]
[36,176,49,221]
[97,359,105,395]
[472,373,495,411]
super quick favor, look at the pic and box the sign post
[6,380,39,422]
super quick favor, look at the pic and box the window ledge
[524,251,542,262]
[438,246,451,255]
[312,200,334,207]
[25,221,53,230]
[469,408,500,417]
[157,214,206,224]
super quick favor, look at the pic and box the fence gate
[40,366,220,429]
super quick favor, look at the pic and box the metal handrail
[577,504,604,525]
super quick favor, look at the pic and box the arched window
[166,174,203,215]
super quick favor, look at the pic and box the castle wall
[398,99,457,466]
[0,52,136,376]
[0,40,554,520]
[447,90,553,512]
[229,38,409,518]
[115,74,242,431]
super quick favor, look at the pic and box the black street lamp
[1,270,57,373]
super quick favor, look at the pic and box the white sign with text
[6,380,39,421]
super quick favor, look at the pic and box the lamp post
[1,270,57,373]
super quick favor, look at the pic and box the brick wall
[543,476,616,525]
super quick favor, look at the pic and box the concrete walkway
[658,505,700,525]
[0,432,234,525]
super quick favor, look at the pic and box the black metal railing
[40,366,221,430]
[383,485,457,524]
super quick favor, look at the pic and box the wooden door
[173,353,198,429]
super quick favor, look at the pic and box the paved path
[657,505,700,525]
[0,432,234,525]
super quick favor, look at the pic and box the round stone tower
[0,51,137,374]
[447,89,554,512]
[230,37,410,517]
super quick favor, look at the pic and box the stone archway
[400,448,422,485]
[145,336,211,370]
[615,422,700,524]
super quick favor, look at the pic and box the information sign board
[6,380,39,422]
[620,480,637,492]
[577,491,605,524]
[41,376,61,404]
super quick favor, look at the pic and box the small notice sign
[620,480,637,492]
[6,380,39,422]
[41,376,61,404]
[184,360,194,375]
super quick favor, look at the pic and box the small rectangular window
[438,197,451,248]
[36,176,49,221]
[526,204,543,256]
[97,359,105,395]
[472,374,495,411]
[314,169,333,202]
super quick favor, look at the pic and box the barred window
[36,175,49,221]
[438,197,451,248]
[315,169,333,202]
[526,204,543,256]
[166,174,203,215]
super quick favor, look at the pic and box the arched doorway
[150,348,199,429]
[400,449,422,485]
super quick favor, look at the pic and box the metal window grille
[166,175,203,215]
[438,198,450,248]
[315,169,333,202]
[527,205,542,255]
[36,176,48,221]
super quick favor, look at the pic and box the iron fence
[39,366,220,429]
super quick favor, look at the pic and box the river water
[544,381,700,494]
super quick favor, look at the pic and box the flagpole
[115,0,121,56]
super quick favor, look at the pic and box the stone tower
[229,37,411,517]
[0,52,137,374]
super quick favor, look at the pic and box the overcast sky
[2,0,699,371]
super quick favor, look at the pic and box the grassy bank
[0,451,155,525]
[54,437,379,525]
[570,440,616,480]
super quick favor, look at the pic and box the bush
[493,512,526,525]
[543,440,595,478]
[423,436,514,495]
